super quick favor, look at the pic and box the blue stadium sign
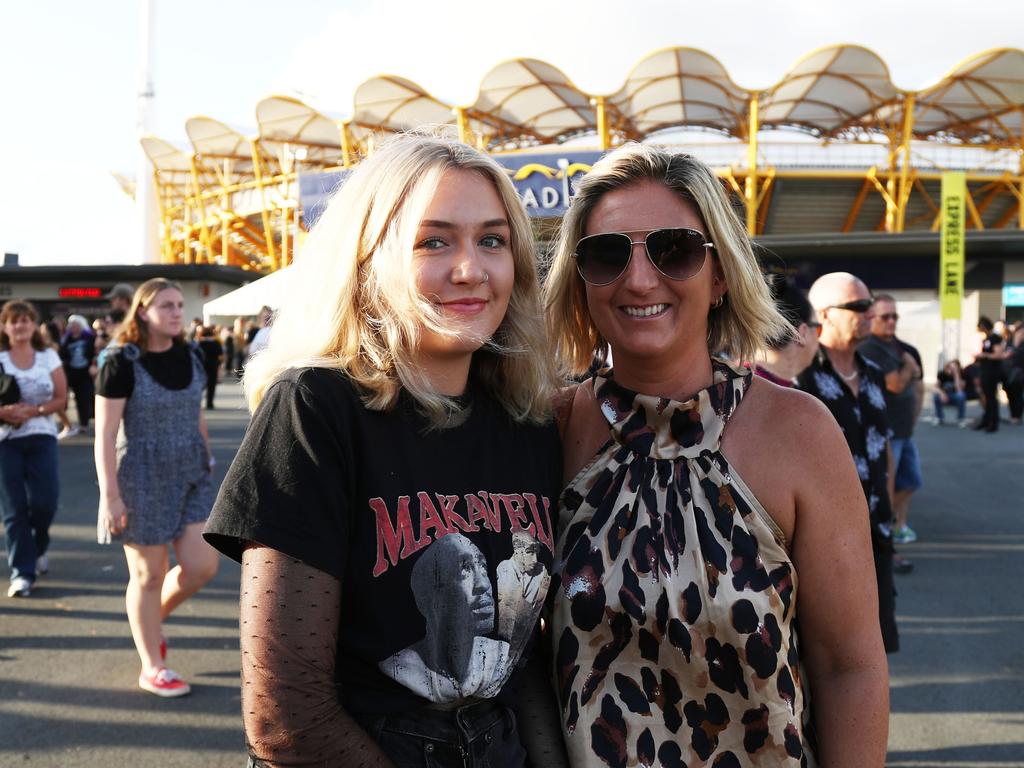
[299,151,604,229]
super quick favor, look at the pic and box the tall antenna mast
[135,0,159,264]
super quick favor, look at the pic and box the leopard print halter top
[553,358,817,768]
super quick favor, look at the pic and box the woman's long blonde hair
[544,142,791,375]
[244,132,557,426]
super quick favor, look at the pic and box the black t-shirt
[203,368,563,716]
[858,335,920,439]
[197,339,223,370]
[97,342,197,399]
[979,333,1004,378]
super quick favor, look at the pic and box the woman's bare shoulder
[731,376,845,466]
[744,375,837,432]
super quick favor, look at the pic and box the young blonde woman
[204,134,564,767]
[95,278,219,697]
[0,301,67,597]
[544,144,889,767]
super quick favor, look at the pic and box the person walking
[94,278,219,697]
[799,273,900,653]
[860,294,923,545]
[196,326,223,410]
[58,314,95,436]
[0,301,67,597]
[1003,325,1023,424]
[974,316,1005,432]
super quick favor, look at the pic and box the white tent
[203,267,292,322]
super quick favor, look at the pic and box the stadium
[134,44,1023,368]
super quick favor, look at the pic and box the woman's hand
[0,403,34,426]
[100,495,128,536]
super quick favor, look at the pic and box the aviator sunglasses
[573,228,714,286]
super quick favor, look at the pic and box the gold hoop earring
[711,295,723,309]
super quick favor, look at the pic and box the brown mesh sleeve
[240,544,394,768]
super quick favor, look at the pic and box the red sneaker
[138,667,191,698]
[159,635,167,663]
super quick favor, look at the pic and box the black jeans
[66,367,94,427]
[245,700,528,768]
[357,700,526,768]
[1005,378,1023,420]
[980,374,1000,430]
[204,365,220,408]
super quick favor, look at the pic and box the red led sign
[58,287,103,299]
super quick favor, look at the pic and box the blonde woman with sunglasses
[544,144,888,767]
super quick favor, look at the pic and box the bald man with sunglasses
[798,272,900,654]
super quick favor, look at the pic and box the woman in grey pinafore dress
[95,278,219,698]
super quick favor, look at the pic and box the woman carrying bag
[0,300,67,598]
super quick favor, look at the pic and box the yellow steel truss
[143,47,1024,270]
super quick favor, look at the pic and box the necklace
[835,366,859,381]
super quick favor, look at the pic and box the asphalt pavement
[0,381,1022,767]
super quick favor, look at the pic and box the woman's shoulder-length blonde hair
[244,131,557,427]
[544,142,790,376]
[113,278,187,351]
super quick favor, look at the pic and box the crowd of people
[37,295,274,441]
[2,134,1022,767]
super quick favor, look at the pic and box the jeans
[890,437,923,492]
[933,389,966,421]
[353,700,527,768]
[0,434,59,583]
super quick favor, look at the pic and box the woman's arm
[46,365,68,414]
[198,410,212,470]
[95,395,128,535]
[790,400,889,768]
[240,544,394,767]
[509,623,569,768]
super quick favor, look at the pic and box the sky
[1,0,1020,266]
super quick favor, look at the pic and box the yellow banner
[939,172,966,320]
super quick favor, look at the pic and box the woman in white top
[0,300,67,597]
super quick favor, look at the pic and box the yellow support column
[189,156,214,263]
[895,93,916,232]
[455,107,471,145]
[745,96,759,235]
[249,138,278,271]
[884,142,899,233]
[594,96,610,150]
[153,170,173,264]
[339,121,353,168]
[281,205,290,268]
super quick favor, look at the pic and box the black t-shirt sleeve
[204,370,352,580]
[859,338,898,374]
[96,348,134,399]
